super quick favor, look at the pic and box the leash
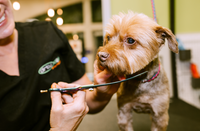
[151,0,157,23]
[40,71,148,93]
[142,63,160,83]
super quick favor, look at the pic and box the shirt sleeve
[50,22,86,82]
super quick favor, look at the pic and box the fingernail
[51,83,57,88]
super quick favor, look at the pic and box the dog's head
[97,12,178,76]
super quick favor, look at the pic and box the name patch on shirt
[38,57,61,75]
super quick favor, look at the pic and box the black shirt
[0,21,85,131]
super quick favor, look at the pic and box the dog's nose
[98,52,110,62]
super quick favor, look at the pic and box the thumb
[50,83,63,111]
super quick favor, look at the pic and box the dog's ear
[156,26,179,53]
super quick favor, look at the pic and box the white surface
[176,33,200,109]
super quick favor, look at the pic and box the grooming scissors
[40,71,148,93]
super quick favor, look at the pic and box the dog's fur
[96,12,178,131]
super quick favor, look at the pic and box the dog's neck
[126,57,160,82]
[142,63,160,83]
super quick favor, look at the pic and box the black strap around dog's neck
[142,63,160,83]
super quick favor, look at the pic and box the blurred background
[10,0,200,130]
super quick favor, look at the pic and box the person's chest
[0,49,19,76]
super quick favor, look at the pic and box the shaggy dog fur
[96,12,178,131]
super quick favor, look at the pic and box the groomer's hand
[93,60,121,97]
[50,83,89,131]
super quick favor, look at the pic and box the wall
[176,0,200,33]
[110,0,169,28]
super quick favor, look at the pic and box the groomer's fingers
[96,69,112,80]
[57,82,80,104]
[94,60,104,73]
[62,93,73,104]
[73,90,86,103]
[50,83,63,111]
[94,60,112,76]
[94,62,112,84]
[58,82,79,88]
[73,91,88,111]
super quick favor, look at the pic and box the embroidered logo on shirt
[38,57,61,75]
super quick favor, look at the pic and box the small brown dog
[96,12,178,131]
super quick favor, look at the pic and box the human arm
[58,60,120,114]
[84,60,120,113]
[50,83,89,131]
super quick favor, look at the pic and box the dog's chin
[98,64,105,70]
[97,61,126,80]
[97,61,106,70]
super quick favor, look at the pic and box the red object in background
[190,63,200,78]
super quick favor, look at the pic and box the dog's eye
[127,38,135,44]
[107,36,110,41]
